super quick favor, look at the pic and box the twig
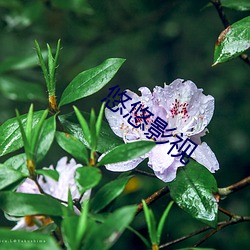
[211,0,250,66]
[134,169,156,178]
[218,176,250,198]
[136,186,169,215]
[218,206,235,218]
[159,216,250,249]
[193,216,250,247]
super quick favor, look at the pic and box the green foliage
[0,164,27,190]
[97,140,155,166]
[221,0,250,11]
[83,205,137,250]
[91,176,132,213]
[142,200,174,247]
[0,76,45,102]
[0,228,60,250]
[168,160,218,227]
[56,131,89,165]
[75,167,102,194]
[0,110,44,157]
[0,192,66,216]
[213,16,250,65]
[59,58,125,107]
[59,112,123,153]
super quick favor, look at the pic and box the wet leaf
[59,58,125,106]
[97,141,155,166]
[168,160,218,227]
[221,0,250,11]
[213,16,250,65]
[56,131,89,165]
[0,111,44,157]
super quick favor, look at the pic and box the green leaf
[59,58,125,106]
[56,131,89,165]
[75,167,102,194]
[157,201,174,244]
[0,228,60,250]
[0,76,46,102]
[0,111,44,157]
[36,116,56,162]
[168,160,218,227]
[221,0,250,11]
[0,192,65,216]
[83,205,137,250]
[91,176,132,213]
[73,106,91,147]
[59,112,123,153]
[96,103,105,140]
[142,200,157,245]
[4,154,28,175]
[97,140,155,166]
[62,215,80,250]
[213,16,250,65]
[0,51,47,74]
[0,164,27,190]
[127,226,151,248]
[89,108,97,150]
[36,169,59,181]
[62,201,89,250]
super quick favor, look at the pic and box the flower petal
[156,79,214,135]
[16,178,40,194]
[148,144,184,182]
[12,218,38,231]
[192,142,219,173]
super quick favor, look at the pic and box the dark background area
[0,0,249,249]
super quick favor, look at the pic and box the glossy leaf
[36,169,59,181]
[0,192,65,216]
[0,76,46,102]
[168,160,218,227]
[4,153,28,175]
[83,205,137,250]
[91,176,132,213]
[59,58,125,106]
[59,113,123,153]
[213,16,250,65]
[0,228,60,250]
[97,140,155,166]
[0,164,27,190]
[75,167,102,194]
[0,111,44,157]
[36,116,55,162]
[56,131,89,165]
[221,0,250,11]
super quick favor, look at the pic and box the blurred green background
[0,0,249,249]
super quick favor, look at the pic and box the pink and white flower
[12,157,89,231]
[103,79,219,182]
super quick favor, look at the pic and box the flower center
[170,99,190,122]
